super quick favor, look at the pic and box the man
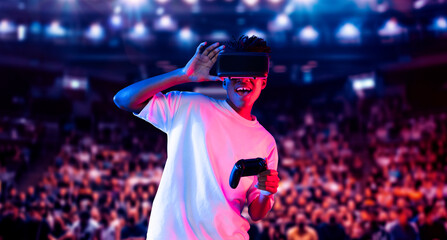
[316,208,348,240]
[419,206,447,240]
[363,209,390,240]
[113,35,280,239]
[287,213,318,240]
[59,210,100,240]
[388,208,419,240]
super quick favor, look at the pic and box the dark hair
[225,35,271,53]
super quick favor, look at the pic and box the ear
[261,78,267,90]
[222,78,228,90]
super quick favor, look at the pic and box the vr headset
[216,52,269,78]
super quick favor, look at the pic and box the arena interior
[1,0,447,239]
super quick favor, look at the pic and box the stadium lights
[46,21,66,37]
[134,22,146,34]
[209,30,230,41]
[177,27,198,46]
[434,16,447,31]
[298,25,319,43]
[0,19,16,34]
[30,22,41,34]
[375,2,388,13]
[243,0,259,7]
[353,78,375,90]
[350,73,375,91]
[244,29,266,39]
[85,23,105,41]
[336,22,361,43]
[17,25,26,41]
[110,15,122,27]
[62,75,89,91]
[413,0,427,9]
[154,15,177,31]
[378,18,405,37]
[183,0,198,5]
[156,7,165,15]
[114,6,122,14]
[294,0,316,6]
[337,23,360,38]
[277,14,291,26]
[123,0,146,7]
[129,22,148,39]
[284,3,295,14]
[268,14,292,32]
[179,27,193,41]
[267,0,282,4]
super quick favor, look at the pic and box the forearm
[113,68,188,113]
[248,193,273,221]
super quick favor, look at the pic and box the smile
[235,87,252,96]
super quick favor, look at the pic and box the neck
[226,99,253,121]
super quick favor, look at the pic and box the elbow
[113,93,125,110]
[113,91,144,113]
[113,91,133,111]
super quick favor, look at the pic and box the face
[223,77,267,110]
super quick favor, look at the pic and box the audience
[1,94,446,240]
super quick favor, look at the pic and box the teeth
[236,87,252,91]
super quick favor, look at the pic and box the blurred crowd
[249,97,447,240]
[1,94,447,240]
[0,117,42,193]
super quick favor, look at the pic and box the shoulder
[306,226,317,234]
[286,226,298,236]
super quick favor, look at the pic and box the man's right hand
[114,42,225,113]
[182,42,225,82]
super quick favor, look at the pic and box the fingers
[257,175,279,182]
[202,42,220,56]
[255,183,278,194]
[256,169,280,194]
[256,179,279,186]
[208,45,225,62]
[210,52,220,64]
[256,181,279,188]
[195,42,207,55]
[258,169,278,177]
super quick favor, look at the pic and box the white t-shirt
[134,91,278,240]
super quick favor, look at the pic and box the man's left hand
[255,170,279,195]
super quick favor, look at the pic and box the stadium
[1,0,447,239]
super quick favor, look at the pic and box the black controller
[229,158,267,189]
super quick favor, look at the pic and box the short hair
[225,35,271,53]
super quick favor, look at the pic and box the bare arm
[248,170,279,221]
[248,194,274,221]
[113,42,224,114]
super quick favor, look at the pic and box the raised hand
[182,42,225,82]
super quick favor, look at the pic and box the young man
[113,36,279,239]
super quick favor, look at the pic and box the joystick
[229,158,267,189]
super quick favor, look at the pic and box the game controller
[229,158,267,189]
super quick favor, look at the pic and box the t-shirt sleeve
[133,91,183,133]
[246,142,279,210]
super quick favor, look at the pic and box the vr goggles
[216,52,269,78]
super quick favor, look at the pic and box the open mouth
[235,86,252,96]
